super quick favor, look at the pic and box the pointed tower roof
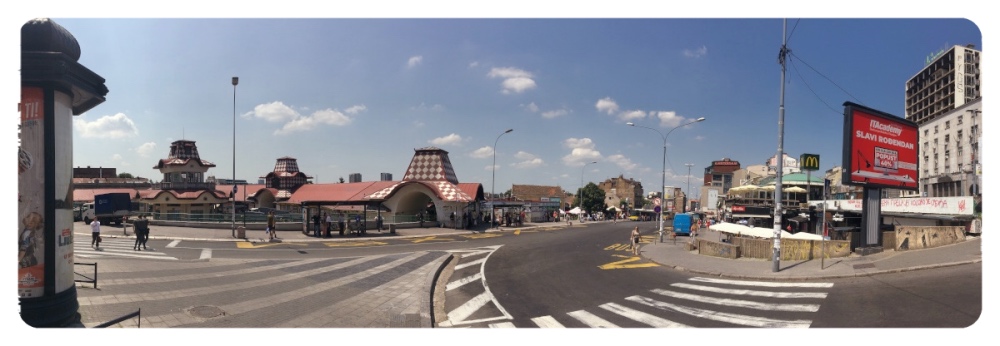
[402,146,459,184]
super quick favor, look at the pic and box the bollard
[236,226,246,239]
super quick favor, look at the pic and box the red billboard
[841,102,919,191]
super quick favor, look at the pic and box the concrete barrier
[697,239,740,259]
[895,226,965,251]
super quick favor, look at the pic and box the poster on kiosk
[841,102,919,191]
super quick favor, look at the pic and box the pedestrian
[631,226,641,256]
[376,214,384,232]
[312,211,321,237]
[325,212,333,238]
[339,213,347,236]
[133,214,147,250]
[267,211,276,240]
[90,218,102,249]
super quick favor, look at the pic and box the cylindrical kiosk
[19,18,109,327]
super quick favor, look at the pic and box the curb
[646,257,982,281]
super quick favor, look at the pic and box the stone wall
[894,226,965,251]
[696,239,740,259]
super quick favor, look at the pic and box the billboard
[841,102,919,191]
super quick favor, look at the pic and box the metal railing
[74,262,98,288]
[151,212,303,223]
[93,308,141,328]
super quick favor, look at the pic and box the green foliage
[577,183,605,214]
[117,172,134,179]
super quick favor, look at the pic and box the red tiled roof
[138,189,228,200]
[285,181,399,205]
[215,184,267,202]
[153,158,216,169]
[73,188,142,203]
[456,183,484,200]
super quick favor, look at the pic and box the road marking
[604,243,632,251]
[489,322,516,328]
[447,291,495,324]
[531,315,565,328]
[446,273,483,291]
[459,233,503,239]
[409,236,454,244]
[237,242,308,249]
[599,302,688,328]
[199,248,212,260]
[455,257,486,270]
[650,289,821,312]
[514,230,520,235]
[322,240,388,248]
[166,240,181,248]
[567,310,619,328]
[672,283,829,299]
[626,295,812,328]
[690,277,834,288]
[598,256,660,270]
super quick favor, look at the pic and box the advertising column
[20,18,108,327]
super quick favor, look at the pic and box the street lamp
[580,161,597,220]
[231,76,238,238]
[491,128,513,229]
[685,163,694,213]
[628,117,705,243]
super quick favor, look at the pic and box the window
[958,115,963,125]
[946,121,950,130]
[935,125,939,134]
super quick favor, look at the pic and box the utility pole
[685,163,694,213]
[772,19,789,272]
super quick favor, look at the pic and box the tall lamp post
[579,161,597,220]
[685,163,694,213]
[491,128,513,229]
[628,117,706,243]
[231,76,239,238]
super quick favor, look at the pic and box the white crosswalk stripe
[438,245,512,327]
[455,276,834,328]
[75,238,178,260]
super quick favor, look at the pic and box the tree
[338,177,345,183]
[117,172,134,179]
[576,183,605,214]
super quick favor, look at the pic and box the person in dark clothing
[133,215,149,250]
[312,212,321,237]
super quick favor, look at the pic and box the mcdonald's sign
[800,154,820,171]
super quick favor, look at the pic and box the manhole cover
[187,305,226,319]
[853,263,876,270]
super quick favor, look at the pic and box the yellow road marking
[236,242,308,249]
[323,240,388,247]
[460,233,504,239]
[514,230,520,235]
[409,236,454,244]
[598,256,660,270]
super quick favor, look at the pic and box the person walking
[312,211,322,237]
[133,214,149,250]
[90,218,102,249]
[338,213,346,236]
[631,226,641,256]
[267,211,276,240]
[325,212,333,238]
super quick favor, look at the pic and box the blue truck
[81,192,135,226]
[671,212,706,236]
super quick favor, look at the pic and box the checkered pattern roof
[402,147,459,184]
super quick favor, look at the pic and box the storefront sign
[841,102,919,191]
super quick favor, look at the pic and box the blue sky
[3,4,988,202]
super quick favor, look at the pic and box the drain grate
[853,263,876,270]
[187,305,226,319]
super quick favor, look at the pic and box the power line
[787,57,843,116]
[785,18,801,44]
[788,51,866,106]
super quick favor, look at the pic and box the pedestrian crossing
[468,277,834,328]
[437,245,512,327]
[75,236,178,261]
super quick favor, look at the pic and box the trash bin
[389,224,396,234]
[237,226,246,239]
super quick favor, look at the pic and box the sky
[4,6,987,201]
[3,0,995,341]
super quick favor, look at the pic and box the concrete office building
[904,44,982,198]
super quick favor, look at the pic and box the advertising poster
[842,102,919,191]
[19,87,45,298]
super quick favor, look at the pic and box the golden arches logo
[800,154,820,171]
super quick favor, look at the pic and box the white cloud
[511,158,544,169]
[524,102,539,113]
[430,133,463,146]
[408,55,423,68]
[469,61,479,68]
[112,154,122,161]
[135,142,157,157]
[606,154,637,171]
[243,101,299,123]
[274,108,355,135]
[595,97,619,115]
[695,135,705,141]
[488,67,537,94]
[411,102,445,112]
[618,110,647,122]
[73,112,139,139]
[562,137,602,166]
[484,164,499,171]
[542,109,569,119]
[683,45,708,58]
[470,146,494,159]
[514,151,537,160]
[344,105,368,114]
[653,111,687,128]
